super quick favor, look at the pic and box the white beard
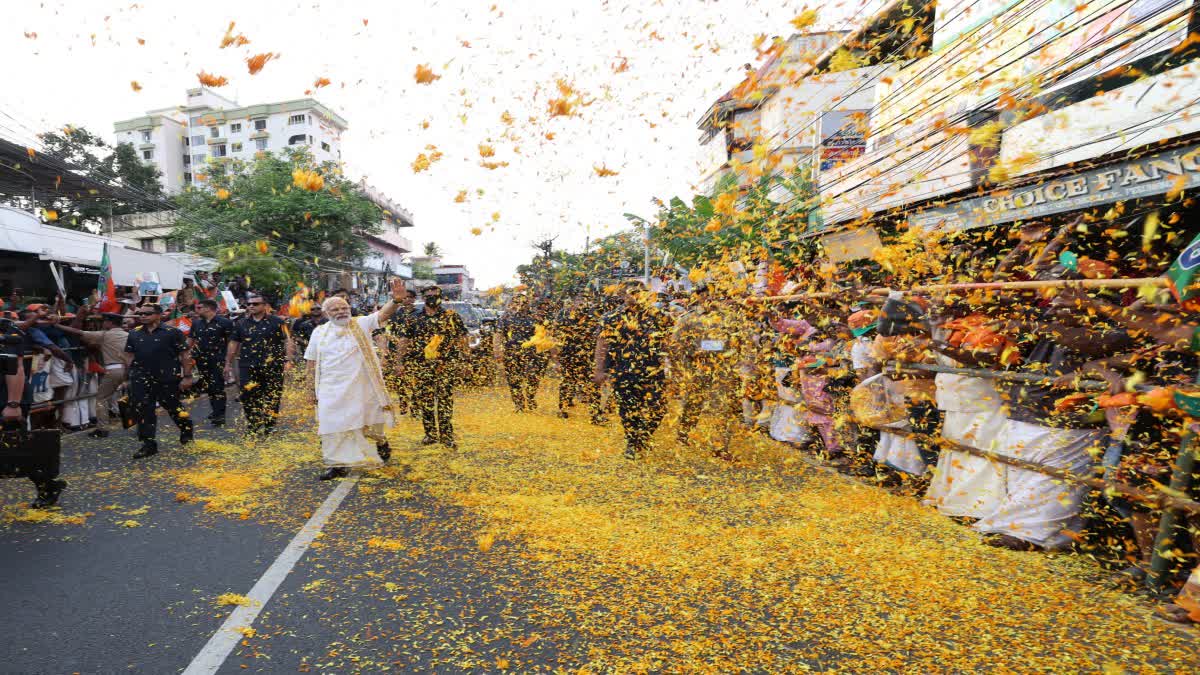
[332,316,351,327]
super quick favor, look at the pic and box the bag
[850,374,906,427]
[878,296,928,337]
[0,426,61,479]
[117,395,137,429]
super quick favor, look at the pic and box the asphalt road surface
[1,386,1197,673]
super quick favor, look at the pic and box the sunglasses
[135,311,157,316]
[246,301,264,306]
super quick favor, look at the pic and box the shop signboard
[909,143,1200,231]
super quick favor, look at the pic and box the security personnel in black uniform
[1,314,67,507]
[494,294,547,412]
[124,303,194,459]
[189,298,234,426]
[224,293,292,438]
[553,293,603,422]
[593,281,670,460]
[381,289,417,414]
[396,286,468,448]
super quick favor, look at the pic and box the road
[0,384,1196,673]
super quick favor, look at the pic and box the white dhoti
[305,313,395,470]
[924,373,1008,518]
[874,425,926,475]
[973,418,1102,549]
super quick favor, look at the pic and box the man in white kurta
[305,285,405,480]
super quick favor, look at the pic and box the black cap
[101,312,125,323]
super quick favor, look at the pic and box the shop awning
[0,205,186,288]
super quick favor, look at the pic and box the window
[142,149,153,160]
[165,239,183,253]
[184,172,193,183]
[230,123,242,134]
[182,154,191,165]
[288,114,305,125]
[287,134,307,146]
[254,138,268,151]
[140,130,151,142]
[307,114,312,124]
[139,238,155,252]
[192,153,207,164]
[231,142,242,152]
[321,141,330,152]
[253,119,267,131]
[213,144,227,157]
[209,126,220,138]
[308,135,313,145]
[191,134,204,146]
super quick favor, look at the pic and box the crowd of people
[2,218,1199,624]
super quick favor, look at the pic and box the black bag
[0,427,61,479]
[117,396,136,429]
[878,296,928,337]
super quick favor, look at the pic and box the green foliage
[1,125,165,230]
[216,244,302,298]
[516,230,649,295]
[423,241,443,258]
[171,148,383,275]
[412,260,436,280]
[635,167,818,268]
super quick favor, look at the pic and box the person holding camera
[124,304,194,459]
[1,314,67,507]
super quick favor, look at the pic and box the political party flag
[96,243,120,312]
[1166,232,1200,308]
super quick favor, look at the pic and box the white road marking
[181,476,359,675]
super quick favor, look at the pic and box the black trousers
[129,372,193,449]
[239,364,284,437]
[413,366,456,441]
[558,350,599,417]
[908,399,944,466]
[503,350,547,412]
[677,365,739,442]
[613,374,666,452]
[195,359,226,422]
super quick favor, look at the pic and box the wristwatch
[5,401,21,409]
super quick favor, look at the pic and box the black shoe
[623,445,638,460]
[376,442,391,462]
[180,432,195,446]
[557,411,569,419]
[88,428,110,438]
[30,479,67,509]
[132,443,159,459]
[420,435,438,446]
[209,419,225,427]
[318,467,350,481]
[441,437,457,449]
[591,414,609,426]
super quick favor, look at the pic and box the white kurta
[769,367,811,444]
[973,419,1102,549]
[305,313,394,469]
[923,373,1009,518]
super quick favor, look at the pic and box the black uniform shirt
[190,315,234,363]
[599,306,669,380]
[124,324,187,380]
[496,312,538,352]
[402,307,467,364]
[1,322,29,407]
[231,315,289,370]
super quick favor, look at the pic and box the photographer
[1,314,67,508]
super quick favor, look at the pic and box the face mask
[425,297,441,308]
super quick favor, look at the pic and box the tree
[216,243,302,300]
[423,242,443,258]
[171,148,384,282]
[0,125,165,230]
[412,260,436,280]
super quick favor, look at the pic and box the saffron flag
[96,243,119,312]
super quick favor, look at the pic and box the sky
[0,0,874,287]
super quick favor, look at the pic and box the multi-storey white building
[113,87,347,193]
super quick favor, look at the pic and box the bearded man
[304,279,406,480]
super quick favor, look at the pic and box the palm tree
[423,242,442,258]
